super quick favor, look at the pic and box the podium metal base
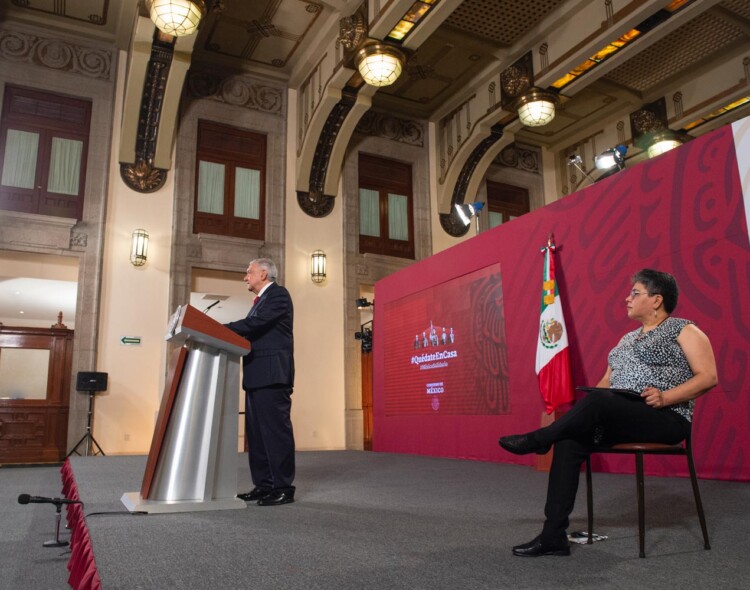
[121,492,246,514]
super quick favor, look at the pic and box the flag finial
[542,233,556,253]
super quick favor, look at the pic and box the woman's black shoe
[498,433,551,455]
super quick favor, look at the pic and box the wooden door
[361,350,373,451]
[0,326,74,463]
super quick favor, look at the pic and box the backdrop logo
[413,321,455,349]
[426,381,444,411]
[539,318,564,349]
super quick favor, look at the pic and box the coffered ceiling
[3,0,750,148]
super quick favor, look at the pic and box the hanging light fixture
[146,0,205,37]
[516,89,559,127]
[130,229,149,267]
[356,43,405,87]
[647,130,687,158]
[311,250,327,284]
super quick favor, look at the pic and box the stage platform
[62,451,749,589]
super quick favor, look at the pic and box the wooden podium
[121,304,251,514]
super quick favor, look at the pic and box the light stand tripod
[67,389,105,457]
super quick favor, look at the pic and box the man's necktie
[253,296,260,306]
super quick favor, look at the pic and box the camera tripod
[67,390,105,457]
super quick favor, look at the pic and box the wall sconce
[356,43,405,87]
[146,0,205,37]
[516,89,559,127]
[311,250,327,283]
[130,229,149,267]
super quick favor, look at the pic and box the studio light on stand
[567,154,596,187]
[593,144,628,181]
[595,145,627,171]
[356,298,373,310]
[455,201,485,235]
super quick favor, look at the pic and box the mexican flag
[535,243,575,414]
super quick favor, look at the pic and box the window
[0,86,91,220]
[194,120,266,240]
[358,153,414,259]
[486,180,530,229]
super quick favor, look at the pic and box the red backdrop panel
[373,123,750,481]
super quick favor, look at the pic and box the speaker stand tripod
[67,390,105,457]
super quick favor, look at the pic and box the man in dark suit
[226,258,295,506]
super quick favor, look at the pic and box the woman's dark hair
[632,269,679,313]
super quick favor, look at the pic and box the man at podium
[226,258,296,506]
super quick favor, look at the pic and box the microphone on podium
[203,300,221,314]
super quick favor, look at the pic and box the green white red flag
[535,241,575,414]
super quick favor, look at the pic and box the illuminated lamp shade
[516,89,559,127]
[130,229,149,267]
[311,250,327,284]
[356,44,405,87]
[647,131,686,158]
[147,0,205,37]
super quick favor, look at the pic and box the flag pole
[535,232,575,471]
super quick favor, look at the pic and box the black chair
[584,433,710,557]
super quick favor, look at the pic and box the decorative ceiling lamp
[630,97,689,159]
[146,0,205,37]
[646,130,687,158]
[516,89,559,127]
[356,43,406,87]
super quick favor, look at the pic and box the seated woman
[499,269,717,557]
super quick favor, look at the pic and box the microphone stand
[43,502,69,548]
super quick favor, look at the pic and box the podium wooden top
[167,304,250,355]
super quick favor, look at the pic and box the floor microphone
[18,493,81,506]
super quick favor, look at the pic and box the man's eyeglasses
[629,289,654,298]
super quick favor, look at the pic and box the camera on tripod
[354,321,373,353]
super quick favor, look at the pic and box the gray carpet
[2,451,749,589]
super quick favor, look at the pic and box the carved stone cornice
[355,111,424,147]
[298,92,357,217]
[0,28,113,80]
[441,124,505,237]
[187,71,284,116]
[70,232,88,248]
[492,143,540,174]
